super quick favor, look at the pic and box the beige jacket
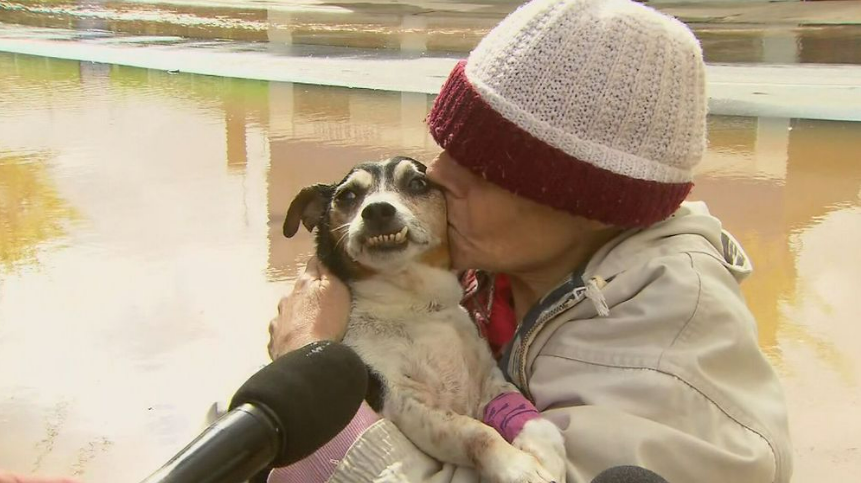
[328,202,793,483]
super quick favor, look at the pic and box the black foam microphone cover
[230,340,369,467]
[591,466,670,483]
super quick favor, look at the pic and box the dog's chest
[345,303,492,417]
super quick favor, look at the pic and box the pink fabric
[267,402,380,483]
[483,392,541,443]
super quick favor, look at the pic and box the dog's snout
[362,202,396,226]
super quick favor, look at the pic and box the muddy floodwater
[1,53,860,481]
[2,0,861,65]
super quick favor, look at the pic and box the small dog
[284,156,566,483]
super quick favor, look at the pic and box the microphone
[141,341,369,483]
[591,466,670,483]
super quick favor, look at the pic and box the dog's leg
[510,419,567,483]
[386,396,557,483]
[480,367,568,483]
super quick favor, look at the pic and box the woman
[267,0,793,481]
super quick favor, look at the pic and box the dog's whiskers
[332,223,351,249]
[335,231,350,249]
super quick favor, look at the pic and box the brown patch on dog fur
[346,260,379,280]
[399,173,450,270]
[419,241,451,270]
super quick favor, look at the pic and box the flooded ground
[2,0,861,65]
[0,51,860,483]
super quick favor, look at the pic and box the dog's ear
[284,184,333,238]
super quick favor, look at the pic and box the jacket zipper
[515,287,588,398]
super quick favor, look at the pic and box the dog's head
[283,156,449,281]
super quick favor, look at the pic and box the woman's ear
[283,184,334,238]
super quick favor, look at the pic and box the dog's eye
[408,177,428,193]
[336,190,357,205]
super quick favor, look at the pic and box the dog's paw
[511,418,567,483]
[483,447,556,483]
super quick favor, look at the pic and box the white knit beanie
[427,0,707,227]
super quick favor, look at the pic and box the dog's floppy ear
[284,184,333,238]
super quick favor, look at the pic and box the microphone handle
[141,403,281,483]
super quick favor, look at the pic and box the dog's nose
[362,202,396,226]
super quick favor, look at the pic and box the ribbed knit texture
[427,0,708,227]
[268,403,380,483]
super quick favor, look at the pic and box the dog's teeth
[368,230,410,247]
[396,226,408,243]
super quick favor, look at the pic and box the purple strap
[482,392,541,443]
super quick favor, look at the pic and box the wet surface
[0,54,860,481]
[696,24,861,65]
[2,0,861,64]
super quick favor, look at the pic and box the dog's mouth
[363,226,409,251]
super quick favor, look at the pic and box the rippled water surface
[0,53,860,481]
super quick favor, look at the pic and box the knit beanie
[427,0,707,227]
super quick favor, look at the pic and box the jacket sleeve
[268,403,381,483]
[323,375,781,483]
[326,418,481,483]
[531,362,781,483]
[527,251,791,483]
[266,404,481,483]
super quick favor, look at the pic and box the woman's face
[426,151,590,273]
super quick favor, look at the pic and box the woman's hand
[268,257,351,360]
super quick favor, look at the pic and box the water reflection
[0,152,79,270]
[0,53,278,480]
[695,25,861,65]
[3,1,861,64]
[0,54,860,481]
[689,115,861,480]
[692,117,861,378]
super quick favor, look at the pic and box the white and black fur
[284,156,566,483]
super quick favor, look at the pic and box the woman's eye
[337,190,357,204]
[409,178,428,192]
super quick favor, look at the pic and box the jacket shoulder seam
[659,251,782,479]
[656,252,702,369]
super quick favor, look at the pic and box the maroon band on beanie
[426,61,693,228]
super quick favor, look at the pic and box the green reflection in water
[0,152,79,270]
